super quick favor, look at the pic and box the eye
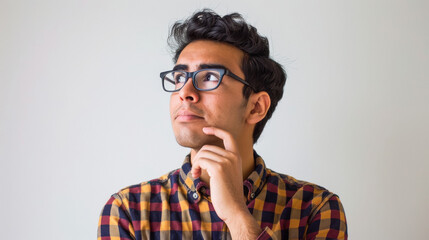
[203,72,220,82]
[174,74,186,83]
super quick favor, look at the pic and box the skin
[170,40,271,239]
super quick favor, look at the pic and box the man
[98,9,347,240]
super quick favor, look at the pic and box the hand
[191,127,261,238]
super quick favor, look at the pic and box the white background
[1,0,428,239]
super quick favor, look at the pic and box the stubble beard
[174,126,223,150]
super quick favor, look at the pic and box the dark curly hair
[168,9,287,143]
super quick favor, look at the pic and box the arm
[191,127,264,239]
[98,194,135,240]
[305,195,348,240]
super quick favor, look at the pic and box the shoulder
[267,168,329,191]
[113,168,181,203]
[265,168,347,235]
[266,168,342,209]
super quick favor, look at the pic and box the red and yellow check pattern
[98,153,347,239]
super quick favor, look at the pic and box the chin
[175,132,205,149]
[174,131,222,149]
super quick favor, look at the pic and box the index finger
[202,127,238,153]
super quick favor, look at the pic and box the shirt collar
[179,151,268,202]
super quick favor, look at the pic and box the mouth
[175,110,204,122]
[176,115,204,121]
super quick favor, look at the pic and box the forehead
[176,40,244,72]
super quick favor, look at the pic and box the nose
[178,77,199,102]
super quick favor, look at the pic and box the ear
[246,91,271,125]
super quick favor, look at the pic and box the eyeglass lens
[163,70,222,91]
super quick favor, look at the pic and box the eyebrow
[172,63,228,71]
[172,64,188,71]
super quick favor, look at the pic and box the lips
[175,110,204,121]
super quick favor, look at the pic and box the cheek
[169,94,179,118]
[206,98,246,123]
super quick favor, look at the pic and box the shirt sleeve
[305,194,348,240]
[97,194,135,240]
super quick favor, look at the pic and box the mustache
[173,104,204,117]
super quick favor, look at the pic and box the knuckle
[226,151,235,159]
[213,163,222,172]
[220,158,232,167]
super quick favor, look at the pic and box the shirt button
[192,192,199,199]
[250,193,256,199]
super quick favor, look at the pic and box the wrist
[225,208,262,239]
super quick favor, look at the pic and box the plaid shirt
[98,153,347,239]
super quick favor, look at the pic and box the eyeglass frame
[159,68,255,92]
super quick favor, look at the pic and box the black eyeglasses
[159,68,255,92]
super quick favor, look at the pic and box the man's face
[170,40,249,150]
